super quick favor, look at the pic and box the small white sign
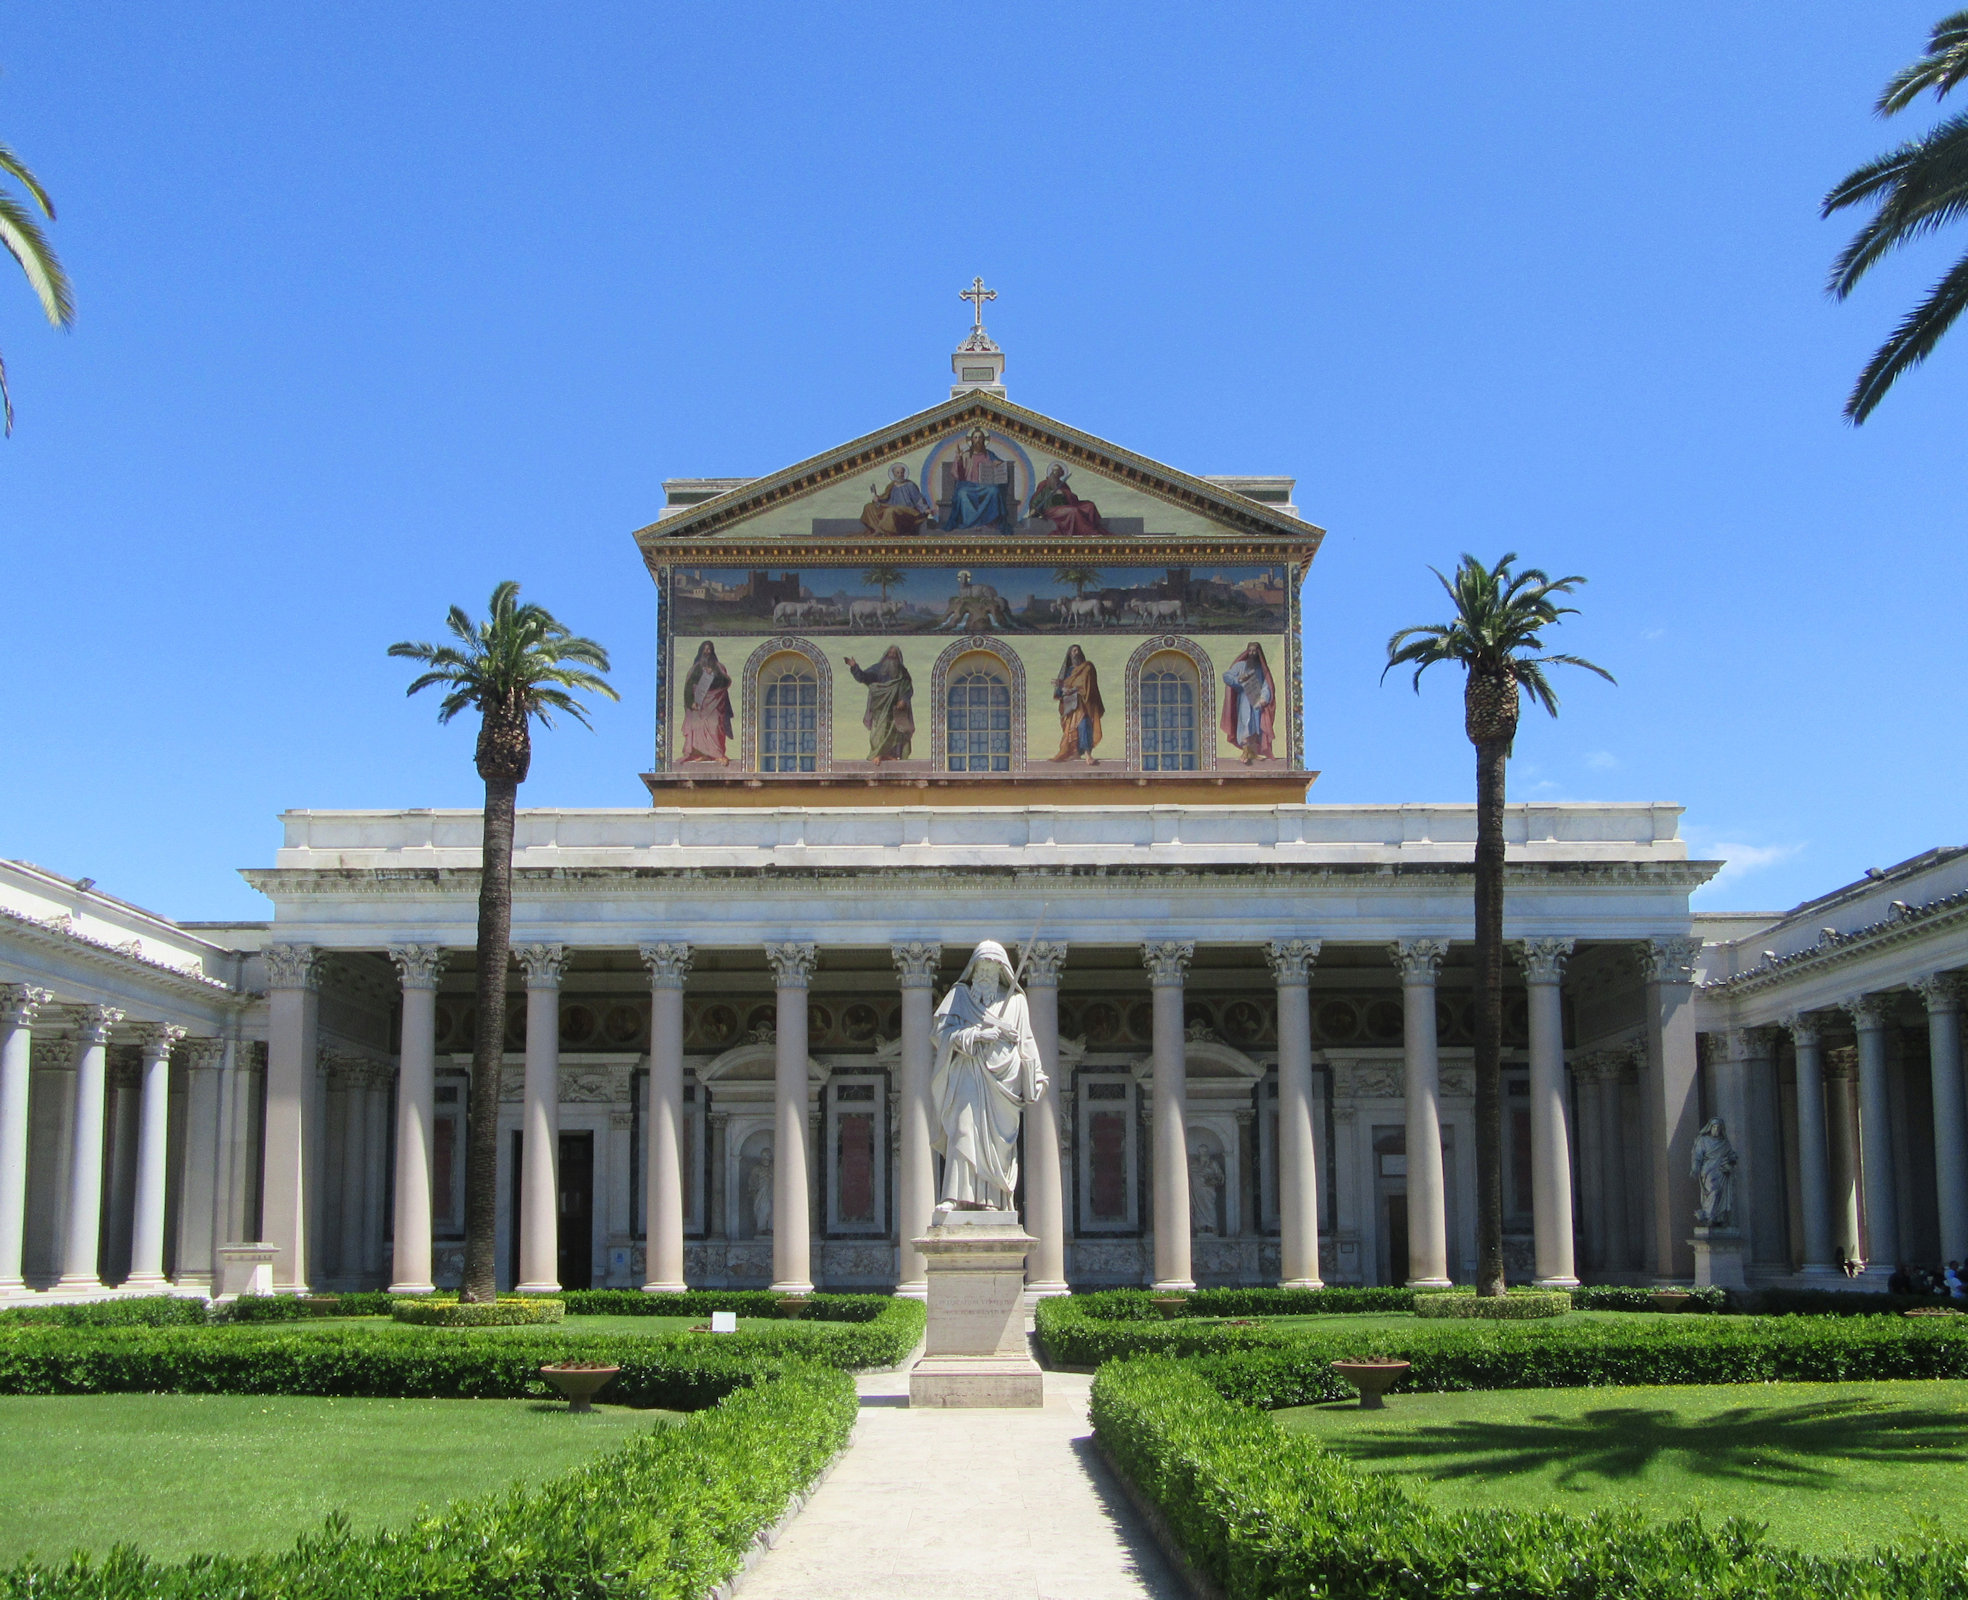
[710,1310,738,1334]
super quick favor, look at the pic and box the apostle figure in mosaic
[860,463,935,538]
[679,641,733,765]
[931,940,1047,1211]
[1691,1118,1738,1227]
[1026,463,1108,538]
[940,426,1014,533]
[845,645,914,761]
[1049,644,1104,764]
[1221,641,1276,763]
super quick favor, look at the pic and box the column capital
[1023,940,1068,987]
[1842,992,1893,1032]
[1264,938,1321,985]
[134,1023,188,1062]
[182,1036,227,1072]
[515,943,566,988]
[0,983,53,1027]
[263,943,320,992]
[889,941,941,989]
[1725,1025,1780,1062]
[639,941,694,989]
[32,1034,76,1070]
[1389,937,1449,985]
[1514,937,1575,984]
[70,1005,124,1046]
[766,941,818,988]
[388,945,447,991]
[1642,936,1702,985]
[1782,1010,1823,1047]
[1914,972,1965,1015]
[1140,940,1194,988]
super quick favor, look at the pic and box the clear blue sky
[2,4,1960,922]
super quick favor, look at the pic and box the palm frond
[0,345,12,437]
[0,189,73,328]
[1879,9,1968,114]
[392,581,619,733]
[1844,248,1968,421]
[1824,114,1968,297]
[0,141,57,218]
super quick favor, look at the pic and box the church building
[3,289,1964,1302]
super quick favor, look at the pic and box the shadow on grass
[1324,1399,1968,1490]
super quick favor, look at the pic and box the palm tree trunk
[1472,734,1509,1296]
[461,771,518,1302]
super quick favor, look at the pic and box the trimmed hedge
[0,1358,856,1600]
[1092,1356,1968,1599]
[560,1288,894,1322]
[0,1296,209,1329]
[1414,1290,1571,1319]
[219,1292,399,1322]
[392,1298,566,1327]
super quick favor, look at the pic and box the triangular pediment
[633,392,1321,562]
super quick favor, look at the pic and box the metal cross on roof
[960,276,996,330]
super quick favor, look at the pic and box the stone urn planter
[773,1294,811,1320]
[1331,1359,1410,1410]
[1150,1294,1189,1321]
[1649,1290,1691,1314]
[539,1362,619,1413]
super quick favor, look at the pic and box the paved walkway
[737,1366,1187,1600]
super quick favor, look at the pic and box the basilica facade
[4,312,1963,1303]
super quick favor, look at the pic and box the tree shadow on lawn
[1327,1398,1968,1490]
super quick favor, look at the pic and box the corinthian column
[1844,993,1898,1277]
[1516,938,1578,1288]
[387,946,444,1294]
[640,941,692,1293]
[60,1004,125,1290]
[0,985,52,1293]
[1782,1012,1835,1274]
[1642,937,1702,1281]
[1266,939,1323,1288]
[891,942,939,1298]
[1391,938,1451,1287]
[513,943,565,1293]
[262,943,320,1293]
[126,1024,187,1288]
[1142,940,1195,1292]
[1915,974,1968,1265]
[1022,941,1069,1299]
[765,942,817,1295]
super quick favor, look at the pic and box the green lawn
[1199,1309,1683,1334]
[1277,1380,1968,1556]
[0,1393,678,1562]
[262,1313,780,1337]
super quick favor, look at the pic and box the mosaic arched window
[1123,636,1218,771]
[741,638,832,773]
[929,638,1027,775]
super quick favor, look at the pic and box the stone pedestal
[216,1242,278,1301]
[909,1209,1044,1408]
[1689,1226,1746,1290]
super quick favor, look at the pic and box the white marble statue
[931,939,1047,1210]
[1190,1143,1225,1237]
[749,1148,774,1236]
[1691,1117,1738,1226]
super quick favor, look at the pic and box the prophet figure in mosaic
[939,426,1014,533]
[1222,641,1276,763]
[845,644,914,761]
[859,463,934,538]
[679,641,733,765]
[931,940,1047,1210]
[1049,644,1104,763]
[1026,463,1108,538]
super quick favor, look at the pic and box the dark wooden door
[557,1131,593,1290]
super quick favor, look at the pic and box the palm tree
[390,582,617,1302]
[0,140,75,434]
[1054,565,1101,597]
[1824,9,1968,422]
[1384,555,1612,1296]
[862,564,903,600]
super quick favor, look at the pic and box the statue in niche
[1690,1118,1738,1227]
[1189,1142,1225,1237]
[931,940,1047,1211]
[746,1147,774,1236]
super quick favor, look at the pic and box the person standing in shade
[845,645,914,761]
[1049,644,1104,764]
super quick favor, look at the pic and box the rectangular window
[1089,1113,1128,1220]
[1075,1072,1139,1233]
[824,1073,888,1235]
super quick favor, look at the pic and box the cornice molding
[0,905,241,1004]
[1704,885,1968,998]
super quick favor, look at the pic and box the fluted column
[126,1024,186,1287]
[262,944,319,1293]
[59,1005,125,1290]
[640,942,692,1293]
[765,942,817,1295]
[0,985,51,1293]
[890,942,939,1298]
[1844,993,1898,1276]
[1517,939,1578,1287]
[387,946,444,1294]
[1142,940,1195,1292]
[1267,939,1323,1288]
[1391,938,1451,1287]
[513,944,565,1294]
[1643,937,1702,1281]
[1915,974,1968,1265]
[1782,1013,1836,1274]
[1023,941,1069,1298]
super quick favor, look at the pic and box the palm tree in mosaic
[1054,565,1101,598]
[1384,555,1611,1296]
[389,583,617,1302]
[0,140,74,434]
[1824,8,1968,422]
[862,564,903,600]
